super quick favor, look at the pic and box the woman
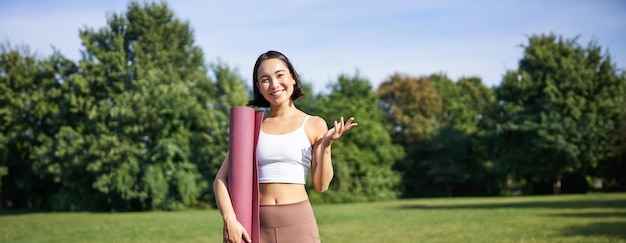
[213,50,357,243]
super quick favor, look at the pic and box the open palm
[324,117,358,144]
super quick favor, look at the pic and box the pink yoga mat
[228,107,263,243]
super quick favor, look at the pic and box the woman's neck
[268,102,299,118]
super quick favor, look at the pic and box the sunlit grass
[1,193,624,242]
[316,193,626,242]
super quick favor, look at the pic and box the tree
[492,34,626,194]
[310,72,404,203]
[430,74,476,133]
[378,74,442,144]
[0,44,42,209]
[377,74,443,196]
[420,127,472,196]
[421,74,498,196]
[0,43,76,209]
[598,93,626,191]
[31,1,219,210]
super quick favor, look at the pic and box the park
[1,1,625,242]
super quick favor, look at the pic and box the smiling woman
[249,51,305,108]
[213,50,358,243]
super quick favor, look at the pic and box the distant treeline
[1,1,624,211]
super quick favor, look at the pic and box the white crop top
[257,116,312,184]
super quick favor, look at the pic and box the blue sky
[1,0,625,93]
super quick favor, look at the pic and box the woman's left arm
[311,116,357,193]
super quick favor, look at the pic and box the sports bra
[257,116,312,184]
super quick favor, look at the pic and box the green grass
[1,193,625,242]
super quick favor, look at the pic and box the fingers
[242,229,251,243]
[223,221,251,243]
[339,117,345,133]
[333,117,357,135]
[345,117,357,129]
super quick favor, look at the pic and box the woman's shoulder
[303,113,325,124]
[303,114,328,133]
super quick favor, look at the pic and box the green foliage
[378,74,443,144]
[0,43,75,208]
[294,81,321,115]
[0,165,6,207]
[202,61,250,207]
[2,1,626,212]
[492,34,626,193]
[376,74,445,197]
[430,74,476,133]
[0,45,41,206]
[310,72,404,203]
[429,75,500,196]
[22,1,220,211]
[420,127,472,196]
[597,88,626,191]
[382,73,498,197]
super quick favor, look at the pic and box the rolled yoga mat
[228,107,264,243]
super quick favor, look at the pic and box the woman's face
[256,58,295,106]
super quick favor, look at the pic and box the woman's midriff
[259,183,309,205]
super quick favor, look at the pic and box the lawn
[1,193,625,242]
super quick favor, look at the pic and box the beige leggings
[259,200,321,243]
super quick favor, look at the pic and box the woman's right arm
[213,151,251,243]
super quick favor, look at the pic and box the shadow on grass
[0,209,45,216]
[392,196,626,240]
[549,211,626,240]
[393,198,626,210]
[547,212,626,218]
[558,221,626,240]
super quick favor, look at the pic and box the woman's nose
[268,78,279,87]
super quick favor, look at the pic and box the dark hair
[247,50,304,107]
